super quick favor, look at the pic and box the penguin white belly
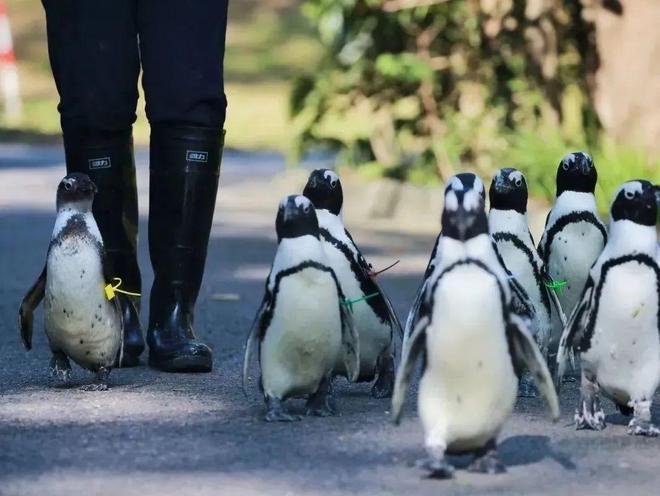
[497,240,551,342]
[547,222,604,315]
[322,241,390,379]
[419,265,518,452]
[44,238,120,370]
[582,263,660,404]
[261,268,342,400]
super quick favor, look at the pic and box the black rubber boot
[64,128,145,367]
[147,125,224,373]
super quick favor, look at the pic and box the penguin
[489,168,567,390]
[302,169,402,398]
[242,195,360,422]
[403,172,537,355]
[538,152,607,364]
[18,173,131,390]
[392,187,559,478]
[403,173,486,352]
[557,180,660,436]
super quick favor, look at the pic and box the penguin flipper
[507,314,560,421]
[242,294,269,397]
[402,280,425,354]
[557,278,595,385]
[372,277,404,342]
[18,265,47,350]
[340,303,360,383]
[392,315,429,425]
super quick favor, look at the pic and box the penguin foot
[467,440,506,475]
[80,383,109,392]
[416,457,455,479]
[517,376,538,398]
[49,352,71,384]
[574,404,606,431]
[627,418,660,437]
[80,367,110,391]
[264,396,301,423]
[306,377,338,416]
[371,353,395,399]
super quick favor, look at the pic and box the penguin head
[276,195,319,242]
[489,168,528,214]
[56,173,98,211]
[556,152,597,196]
[445,172,486,201]
[442,188,488,241]
[610,180,657,227]
[303,169,343,215]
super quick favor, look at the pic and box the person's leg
[138,0,228,372]
[42,0,144,366]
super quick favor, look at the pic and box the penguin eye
[514,178,522,187]
[330,180,337,188]
[63,182,72,191]
[303,205,310,213]
[561,162,570,171]
[624,190,635,200]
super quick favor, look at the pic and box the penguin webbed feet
[627,400,659,437]
[264,396,301,423]
[574,372,606,431]
[467,440,506,475]
[417,457,455,479]
[49,351,71,385]
[80,366,110,391]
[371,353,395,399]
[420,436,454,479]
[305,377,338,417]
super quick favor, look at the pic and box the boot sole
[148,355,212,373]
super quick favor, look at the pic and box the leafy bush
[290,0,658,206]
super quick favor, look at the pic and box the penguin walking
[302,169,402,398]
[539,152,607,365]
[18,173,132,390]
[404,173,536,355]
[489,168,567,394]
[242,195,359,421]
[392,187,559,478]
[557,180,660,436]
[403,173,487,352]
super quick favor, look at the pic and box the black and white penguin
[557,180,659,436]
[489,168,566,363]
[392,187,559,478]
[539,152,607,361]
[242,195,359,422]
[18,173,130,390]
[403,173,487,352]
[403,172,536,354]
[302,169,402,398]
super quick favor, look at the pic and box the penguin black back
[556,152,597,197]
[302,169,343,215]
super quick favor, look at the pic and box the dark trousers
[42,0,229,138]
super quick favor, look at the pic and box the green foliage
[290,0,618,186]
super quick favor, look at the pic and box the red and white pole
[0,0,21,120]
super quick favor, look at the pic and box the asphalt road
[1,145,659,496]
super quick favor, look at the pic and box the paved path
[1,145,658,496]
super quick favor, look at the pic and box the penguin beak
[283,202,298,223]
[455,206,477,241]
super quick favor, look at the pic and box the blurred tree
[290,0,600,182]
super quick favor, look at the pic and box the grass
[0,0,321,152]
